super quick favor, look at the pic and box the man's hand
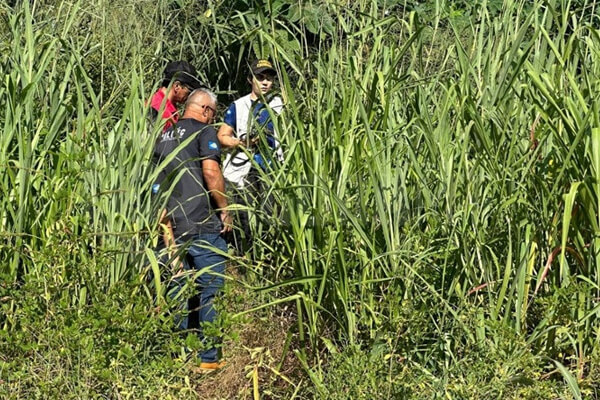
[249,135,261,148]
[220,210,233,234]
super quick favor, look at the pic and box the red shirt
[150,90,178,130]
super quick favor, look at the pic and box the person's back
[153,89,231,372]
[153,117,222,237]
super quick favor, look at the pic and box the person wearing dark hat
[217,58,284,253]
[149,60,201,131]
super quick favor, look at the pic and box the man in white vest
[217,59,284,253]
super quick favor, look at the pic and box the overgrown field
[1,0,600,398]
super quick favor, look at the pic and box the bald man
[153,88,231,371]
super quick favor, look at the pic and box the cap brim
[188,80,202,90]
[174,71,203,89]
[252,67,276,75]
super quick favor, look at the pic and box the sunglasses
[254,73,275,82]
[201,104,216,115]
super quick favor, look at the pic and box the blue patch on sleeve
[152,183,160,194]
[208,141,219,150]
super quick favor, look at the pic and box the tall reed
[247,0,600,391]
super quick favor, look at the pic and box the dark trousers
[170,233,227,363]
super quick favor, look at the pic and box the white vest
[223,94,283,188]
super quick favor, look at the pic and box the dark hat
[163,60,201,89]
[250,59,276,76]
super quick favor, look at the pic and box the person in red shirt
[149,61,202,131]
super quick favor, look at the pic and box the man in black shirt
[154,88,231,371]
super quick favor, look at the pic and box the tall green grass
[247,0,600,394]
[2,0,600,397]
[0,2,181,337]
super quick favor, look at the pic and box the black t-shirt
[153,118,222,237]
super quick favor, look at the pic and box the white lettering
[160,127,187,142]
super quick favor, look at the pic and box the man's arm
[202,158,232,233]
[217,123,241,148]
[218,103,241,149]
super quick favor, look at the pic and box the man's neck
[182,111,208,124]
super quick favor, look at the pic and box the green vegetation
[1,0,600,398]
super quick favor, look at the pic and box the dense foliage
[1,0,600,398]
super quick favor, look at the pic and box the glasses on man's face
[201,104,216,116]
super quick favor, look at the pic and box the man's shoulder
[202,124,218,137]
[179,118,209,130]
[180,119,217,138]
[268,95,283,114]
[169,118,215,141]
[198,123,221,158]
[233,93,253,107]
[150,90,169,109]
[149,90,163,104]
[268,95,283,106]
